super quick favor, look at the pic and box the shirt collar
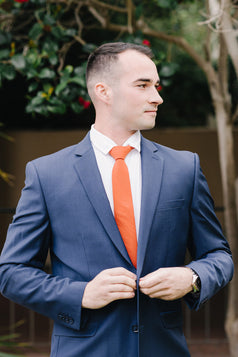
[90,125,141,155]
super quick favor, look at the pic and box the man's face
[109,50,163,133]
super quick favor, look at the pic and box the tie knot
[110,146,133,160]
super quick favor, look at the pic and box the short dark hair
[86,42,153,85]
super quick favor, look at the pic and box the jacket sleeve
[0,161,87,331]
[185,153,234,310]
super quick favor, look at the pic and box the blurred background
[0,0,237,356]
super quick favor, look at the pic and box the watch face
[192,273,200,292]
[193,273,198,284]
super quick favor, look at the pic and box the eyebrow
[133,78,160,85]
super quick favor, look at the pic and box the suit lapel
[73,133,132,266]
[137,137,164,276]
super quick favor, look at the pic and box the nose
[149,87,163,106]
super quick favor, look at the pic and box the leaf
[38,68,55,79]
[74,66,85,77]
[31,93,45,106]
[0,334,19,342]
[2,65,16,81]
[43,13,56,26]
[11,55,26,70]
[71,102,84,114]
[159,63,178,77]
[26,50,41,66]
[59,87,73,101]
[55,81,68,96]
[26,68,38,79]
[26,102,48,116]
[28,82,38,92]
[69,77,86,87]
[65,28,77,37]
[34,106,49,116]
[0,31,11,46]
[43,83,53,93]
[157,0,177,9]
[42,39,58,53]
[0,49,10,60]
[47,99,66,114]
[82,43,97,54]
[63,65,74,74]
[29,23,43,40]
[0,352,24,357]
[161,78,172,86]
[0,132,14,142]
[49,53,58,66]
[51,26,64,39]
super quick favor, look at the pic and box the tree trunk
[212,94,238,357]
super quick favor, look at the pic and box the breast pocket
[158,199,185,211]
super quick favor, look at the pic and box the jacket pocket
[158,199,185,211]
[54,322,98,338]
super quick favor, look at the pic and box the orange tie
[110,146,137,268]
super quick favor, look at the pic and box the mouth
[144,110,157,115]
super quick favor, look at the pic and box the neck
[94,120,136,146]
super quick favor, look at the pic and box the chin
[140,121,156,131]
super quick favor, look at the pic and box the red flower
[142,39,151,47]
[78,97,91,109]
[14,0,29,2]
[83,101,91,109]
[157,85,163,92]
[78,97,85,105]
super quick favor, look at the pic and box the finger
[139,279,170,295]
[110,290,135,300]
[108,267,137,280]
[110,275,137,289]
[139,273,162,289]
[109,283,136,293]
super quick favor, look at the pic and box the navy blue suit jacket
[0,133,233,356]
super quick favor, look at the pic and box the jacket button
[132,325,139,333]
[57,313,64,320]
[68,317,74,325]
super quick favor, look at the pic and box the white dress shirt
[90,125,142,238]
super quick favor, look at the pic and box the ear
[94,82,112,104]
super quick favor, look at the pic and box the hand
[139,267,193,301]
[82,267,137,309]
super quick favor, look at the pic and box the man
[0,42,234,356]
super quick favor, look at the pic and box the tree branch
[57,39,76,72]
[220,0,238,77]
[203,0,212,62]
[88,5,107,27]
[218,34,232,120]
[74,2,86,39]
[89,0,128,13]
[126,0,134,34]
[137,20,211,74]
[102,16,221,99]
[232,104,238,123]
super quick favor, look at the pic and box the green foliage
[0,0,91,117]
[0,331,25,357]
[0,0,212,128]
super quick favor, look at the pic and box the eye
[137,84,146,88]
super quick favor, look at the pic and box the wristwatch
[191,271,201,294]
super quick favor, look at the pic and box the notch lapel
[73,134,132,266]
[137,137,164,276]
